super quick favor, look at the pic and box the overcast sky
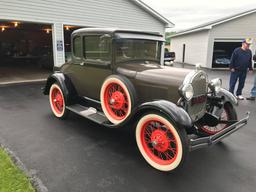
[141,0,256,32]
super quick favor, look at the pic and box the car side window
[73,36,82,58]
[83,35,111,63]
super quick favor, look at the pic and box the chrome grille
[185,70,208,121]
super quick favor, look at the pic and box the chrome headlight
[209,78,222,93]
[179,84,194,101]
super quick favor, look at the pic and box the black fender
[217,88,238,106]
[43,72,77,104]
[135,100,193,130]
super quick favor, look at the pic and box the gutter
[170,26,212,38]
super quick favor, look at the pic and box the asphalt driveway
[0,71,255,192]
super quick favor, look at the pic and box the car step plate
[66,104,108,124]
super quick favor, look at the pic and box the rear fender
[136,100,193,130]
[43,72,76,104]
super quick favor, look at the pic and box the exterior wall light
[1,26,6,32]
[14,22,19,27]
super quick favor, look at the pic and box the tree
[165,32,176,45]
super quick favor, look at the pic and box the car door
[64,34,84,95]
[68,33,113,100]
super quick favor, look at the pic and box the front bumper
[189,112,250,151]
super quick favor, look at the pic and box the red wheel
[136,113,188,171]
[199,103,237,136]
[49,83,68,119]
[100,76,133,125]
[201,109,228,135]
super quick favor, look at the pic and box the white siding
[208,12,256,66]
[0,0,165,33]
[211,12,256,38]
[0,0,166,66]
[171,31,210,68]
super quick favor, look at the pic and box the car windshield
[115,39,161,63]
[215,54,229,59]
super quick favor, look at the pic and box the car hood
[117,62,192,86]
[116,62,193,102]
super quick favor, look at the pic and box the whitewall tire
[100,76,134,125]
[136,113,188,172]
[49,83,68,119]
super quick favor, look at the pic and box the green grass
[0,147,35,192]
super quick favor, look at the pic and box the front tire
[49,83,69,119]
[100,75,136,125]
[198,103,237,136]
[135,113,188,172]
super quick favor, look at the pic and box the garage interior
[0,20,53,84]
[212,41,242,68]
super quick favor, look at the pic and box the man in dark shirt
[229,38,253,100]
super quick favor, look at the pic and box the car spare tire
[100,75,136,125]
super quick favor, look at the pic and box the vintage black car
[164,50,175,62]
[43,28,249,172]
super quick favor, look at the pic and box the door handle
[80,62,85,66]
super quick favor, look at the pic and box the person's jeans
[251,75,256,97]
[229,70,247,96]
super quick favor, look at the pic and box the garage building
[170,9,256,69]
[0,0,173,84]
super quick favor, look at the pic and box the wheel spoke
[148,123,156,132]
[108,90,112,97]
[167,138,176,143]
[156,122,161,130]
[121,106,128,113]
[145,137,151,144]
[164,151,174,160]
[115,110,120,117]
[157,150,162,159]
[144,128,152,137]
[167,146,176,154]
[159,152,164,160]
[114,84,119,91]
[119,110,124,117]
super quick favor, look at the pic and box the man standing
[229,38,253,100]
[246,53,256,100]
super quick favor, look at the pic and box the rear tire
[135,113,188,172]
[49,83,69,119]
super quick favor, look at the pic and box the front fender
[217,88,238,106]
[136,100,193,129]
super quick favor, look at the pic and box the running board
[66,104,109,125]
[189,112,250,151]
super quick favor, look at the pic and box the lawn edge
[0,141,48,192]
